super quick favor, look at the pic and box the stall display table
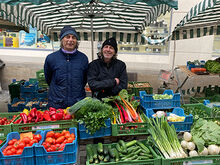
[174,66,220,103]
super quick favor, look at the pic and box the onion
[208,145,220,155]
[187,142,195,151]
[189,150,198,157]
[181,140,188,149]
[183,132,192,142]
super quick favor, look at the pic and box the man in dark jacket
[88,37,128,99]
[44,26,88,109]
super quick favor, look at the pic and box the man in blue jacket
[44,26,88,109]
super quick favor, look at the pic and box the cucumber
[104,155,110,162]
[119,140,127,150]
[114,148,119,162]
[116,143,122,153]
[126,140,137,148]
[108,147,116,158]
[97,143,103,154]
[92,146,98,159]
[137,155,150,160]
[137,141,150,154]
[86,144,94,163]
[121,155,138,161]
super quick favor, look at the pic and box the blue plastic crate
[8,98,26,112]
[35,127,77,165]
[20,81,38,93]
[0,130,43,165]
[37,91,48,99]
[144,107,193,132]
[20,91,37,99]
[79,118,111,139]
[140,90,181,110]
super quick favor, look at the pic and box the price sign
[183,160,213,165]
[32,124,59,130]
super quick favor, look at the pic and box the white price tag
[0,133,4,137]
[32,124,59,130]
[183,160,213,165]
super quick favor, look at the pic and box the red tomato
[46,131,55,138]
[16,149,23,155]
[45,137,54,144]
[34,134,42,142]
[66,137,74,143]
[22,137,31,144]
[18,142,26,149]
[54,132,61,139]
[56,136,65,144]
[8,139,17,145]
[0,140,3,144]
[61,130,67,136]
[64,132,71,139]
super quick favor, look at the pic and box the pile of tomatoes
[2,134,42,156]
[42,130,75,152]
[0,115,17,125]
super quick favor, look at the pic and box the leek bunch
[148,117,187,159]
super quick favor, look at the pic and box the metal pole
[91,17,94,60]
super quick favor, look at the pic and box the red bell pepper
[43,111,51,121]
[30,108,37,118]
[20,113,28,124]
[35,111,44,123]
[64,114,72,120]
[55,109,64,120]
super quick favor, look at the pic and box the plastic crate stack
[36,69,48,89]
[139,89,193,132]
[8,80,25,102]
[0,127,78,165]
[8,79,48,112]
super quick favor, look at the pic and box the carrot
[119,94,138,121]
[115,102,125,123]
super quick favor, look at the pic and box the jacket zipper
[67,54,70,106]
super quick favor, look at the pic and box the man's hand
[115,78,120,85]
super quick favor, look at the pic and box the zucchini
[103,146,108,155]
[114,148,119,162]
[148,145,160,159]
[98,154,104,161]
[104,155,110,162]
[119,140,127,149]
[137,141,150,154]
[116,143,122,153]
[133,148,142,155]
[126,140,137,148]
[97,143,103,154]
[92,146,98,159]
[86,144,94,163]
[137,155,150,160]
[108,146,116,158]
[121,155,138,161]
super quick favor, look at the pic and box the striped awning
[145,0,220,44]
[172,0,220,40]
[0,0,175,42]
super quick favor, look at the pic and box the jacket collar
[99,58,116,68]
[59,48,78,56]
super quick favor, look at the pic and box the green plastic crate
[111,122,149,136]
[131,82,153,96]
[86,141,161,165]
[12,119,77,133]
[127,81,134,94]
[0,112,20,138]
[0,137,6,148]
[182,103,212,116]
[190,95,220,104]
[36,69,45,81]
[161,155,220,165]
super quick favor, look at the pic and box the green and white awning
[144,0,220,44]
[172,0,220,40]
[0,0,176,42]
